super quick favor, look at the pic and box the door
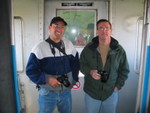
[44,1,108,113]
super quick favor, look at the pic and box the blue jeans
[38,88,72,113]
[85,91,118,113]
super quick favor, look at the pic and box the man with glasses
[26,17,79,113]
[80,19,129,113]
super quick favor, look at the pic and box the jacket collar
[89,36,119,50]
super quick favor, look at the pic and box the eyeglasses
[97,27,110,31]
[52,24,66,29]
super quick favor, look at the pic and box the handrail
[134,16,143,74]
[14,16,24,72]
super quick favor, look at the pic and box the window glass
[57,10,96,46]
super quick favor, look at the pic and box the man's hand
[90,70,101,80]
[114,87,119,91]
[48,77,61,87]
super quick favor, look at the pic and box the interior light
[71,28,77,34]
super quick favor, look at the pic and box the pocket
[39,88,49,96]
[113,90,119,97]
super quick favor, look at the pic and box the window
[57,9,96,47]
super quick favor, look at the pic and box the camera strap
[46,37,67,56]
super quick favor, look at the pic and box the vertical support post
[0,0,18,113]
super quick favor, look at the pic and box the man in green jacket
[80,19,130,113]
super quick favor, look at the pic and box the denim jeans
[38,88,72,113]
[85,91,118,113]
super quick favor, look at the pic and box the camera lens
[98,70,109,83]
[57,75,70,87]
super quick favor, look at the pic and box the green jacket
[80,36,130,101]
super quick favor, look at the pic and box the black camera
[98,71,109,83]
[57,74,70,87]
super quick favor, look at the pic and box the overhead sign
[62,2,93,7]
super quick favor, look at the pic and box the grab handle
[134,17,143,74]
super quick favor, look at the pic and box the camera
[98,71,109,83]
[57,74,70,87]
